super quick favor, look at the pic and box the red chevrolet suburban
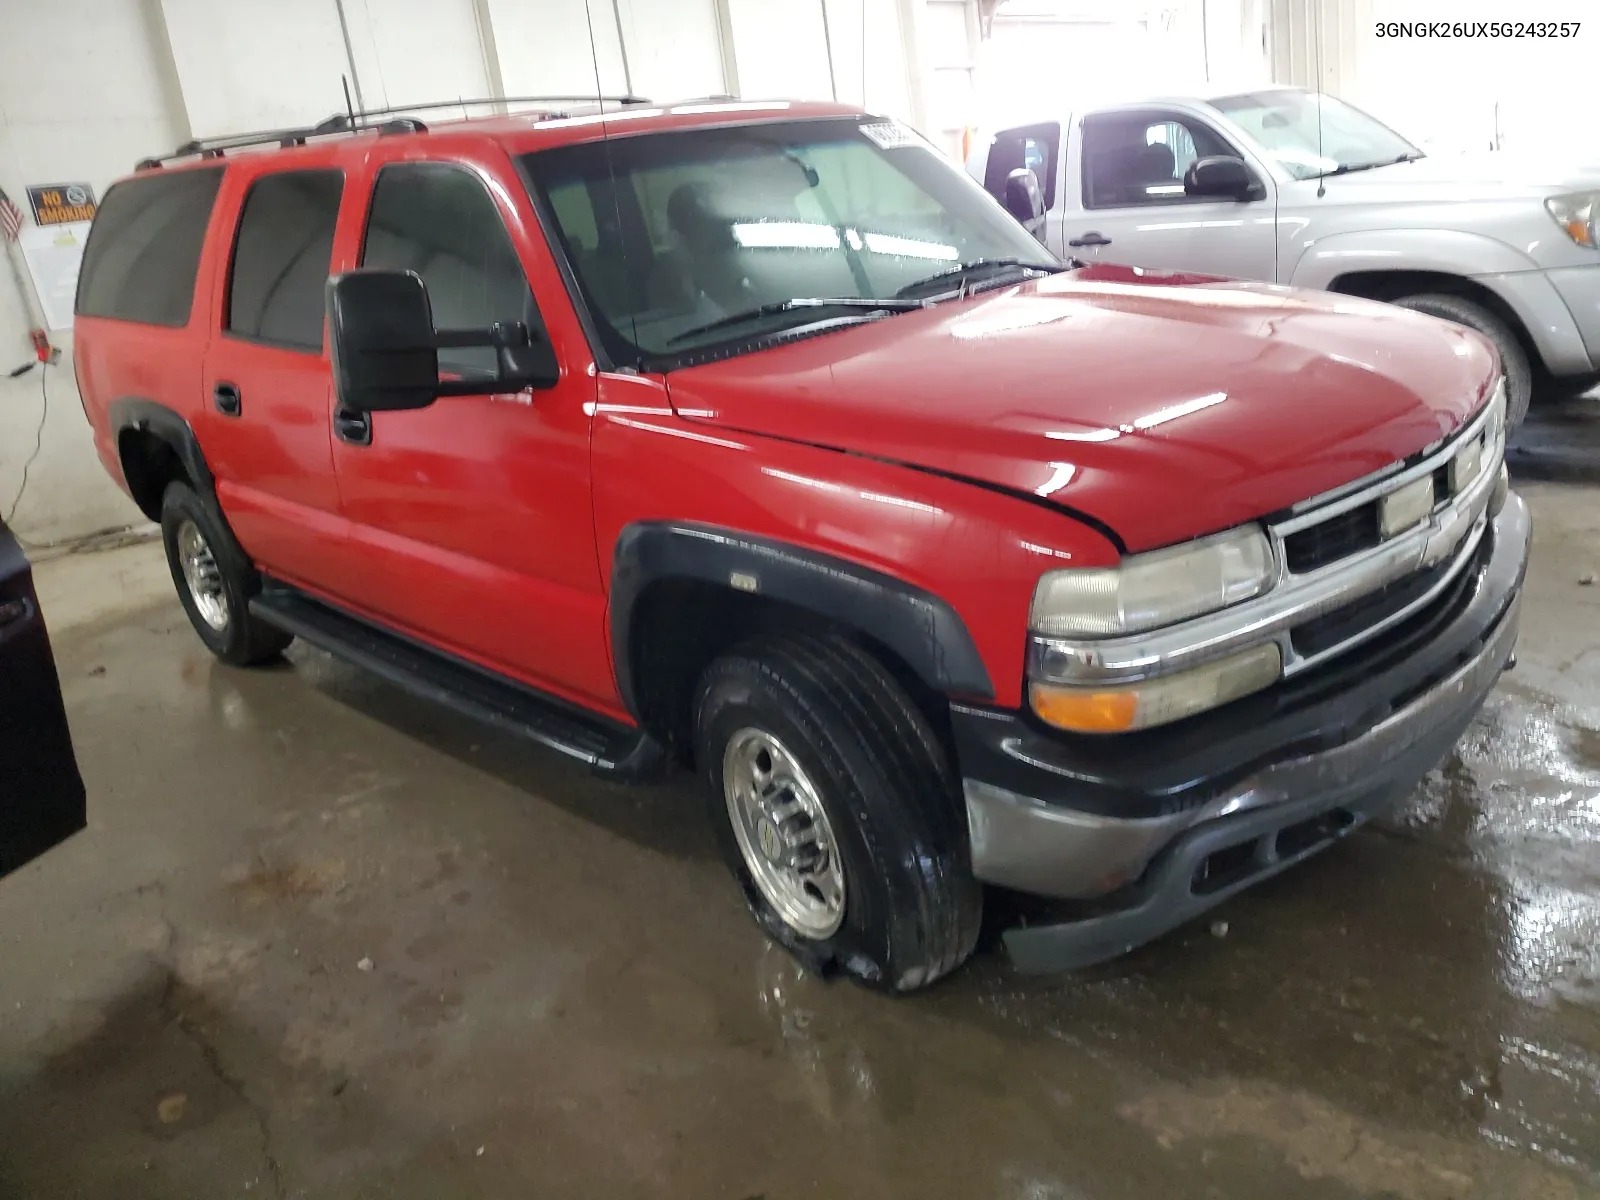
[74,98,1528,990]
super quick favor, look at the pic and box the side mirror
[1183,155,1264,201]
[1003,167,1047,240]
[327,269,562,413]
[328,271,440,412]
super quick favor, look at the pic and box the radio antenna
[1314,14,1327,197]
[583,0,643,364]
[342,75,357,127]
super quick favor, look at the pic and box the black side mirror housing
[327,269,562,413]
[1183,155,1265,202]
[328,271,440,412]
[1003,167,1047,240]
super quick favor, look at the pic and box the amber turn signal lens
[1030,642,1282,734]
[1029,684,1139,733]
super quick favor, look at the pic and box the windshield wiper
[1323,151,1424,178]
[666,297,926,345]
[894,257,1061,300]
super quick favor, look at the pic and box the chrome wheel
[176,519,229,632]
[723,728,846,940]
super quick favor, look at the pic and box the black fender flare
[609,522,995,717]
[107,398,215,514]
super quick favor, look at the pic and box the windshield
[525,117,1054,365]
[1211,90,1420,180]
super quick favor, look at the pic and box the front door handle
[1067,231,1112,248]
[213,381,242,417]
[333,404,372,446]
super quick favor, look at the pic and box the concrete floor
[3,480,1599,1200]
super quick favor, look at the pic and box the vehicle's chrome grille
[1282,503,1379,573]
[1277,414,1493,579]
[1289,551,1456,658]
[1263,389,1504,673]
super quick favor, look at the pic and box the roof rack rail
[135,114,367,169]
[133,94,650,170]
[352,94,651,119]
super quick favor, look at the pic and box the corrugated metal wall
[1266,0,1371,96]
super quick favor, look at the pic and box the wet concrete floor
[2,479,1599,1199]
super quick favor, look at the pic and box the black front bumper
[953,492,1531,973]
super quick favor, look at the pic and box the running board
[249,584,664,780]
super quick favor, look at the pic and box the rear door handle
[1067,231,1112,248]
[213,382,242,417]
[333,404,372,446]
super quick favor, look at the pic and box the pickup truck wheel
[1392,293,1531,427]
[695,634,982,992]
[160,482,291,667]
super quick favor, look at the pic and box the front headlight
[1029,524,1274,638]
[1030,642,1282,734]
[1545,192,1600,249]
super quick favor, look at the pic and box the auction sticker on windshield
[858,121,919,150]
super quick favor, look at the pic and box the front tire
[160,482,291,666]
[1392,293,1531,428]
[695,634,982,992]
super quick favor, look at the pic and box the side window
[1147,121,1199,179]
[362,163,542,378]
[227,170,344,350]
[983,122,1060,209]
[1081,112,1240,209]
[76,167,224,326]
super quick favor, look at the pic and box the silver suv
[969,86,1600,425]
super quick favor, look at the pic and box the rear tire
[160,482,291,667]
[1392,293,1531,428]
[695,634,981,992]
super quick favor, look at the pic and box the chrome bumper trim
[971,493,1528,900]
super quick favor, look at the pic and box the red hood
[667,265,1498,552]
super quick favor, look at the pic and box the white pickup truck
[968,86,1600,425]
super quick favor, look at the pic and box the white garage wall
[0,0,184,545]
[160,0,354,135]
[615,0,729,101]
[728,0,837,99]
[1357,0,1595,156]
[342,0,492,112]
[488,0,630,98]
[1264,0,1594,156]
[823,0,916,119]
[966,1,1272,152]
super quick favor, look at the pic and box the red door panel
[198,155,355,589]
[333,388,615,713]
[205,343,345,583]
[327,147,615,714]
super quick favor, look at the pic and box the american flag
[0,187,24,242]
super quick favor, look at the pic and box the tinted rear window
[227,169,344,351]
[75,168,223,326]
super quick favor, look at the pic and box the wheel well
[1326,269,1538,369]
[626,578,958,771]
[117,427,193,521]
